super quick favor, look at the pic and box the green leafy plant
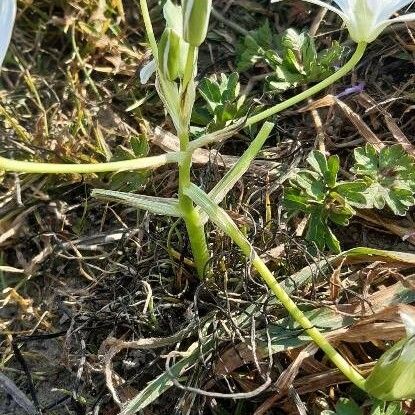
[285,144,415,252]
[353,144,415,215]
[193,72,247,131]
[236,24,344,91]
[284,150,369,253]
[268,29,344,92]
[8,0,415,405]
[236,21,281,71]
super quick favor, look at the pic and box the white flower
[0,0,16,68]
[272,0,415,43]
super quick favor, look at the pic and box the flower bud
[365,335,415,401]
[182,0,212,47]
[158,28,182,81]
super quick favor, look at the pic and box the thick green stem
[176,44,209,278]
[246,42,367,127]
[178,132,209,278]
[0,153,180,174]
[186,183,367,391]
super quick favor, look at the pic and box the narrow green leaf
[92,189,183,217]
[199,122,274,223]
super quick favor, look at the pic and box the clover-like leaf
[196,72,246,131]
[283,186,313,212]
[307,150,339,188]
[283,151,368,252]
[293,170,326,201]
[352,144,415,215]
[335,180,371,209]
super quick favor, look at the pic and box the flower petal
[370,12,415,42]
[272,0,348,19]
[387,11,415,23]
[0,0,16,68]
[333,0,354,13]
[140,59,156,85]
[400,310,415,337]
[374,0,415,23]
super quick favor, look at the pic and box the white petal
[387,11,415,23]
[272,0,348,18]
[370,10,415,40]
[140,59,156,85]
[400,311,415,337]
[333,0,354,12]
[163,0,183,34]
[0,0,16,68]
[375,0,415,23]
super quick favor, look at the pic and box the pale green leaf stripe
[92,189,183,217]
[188,117,245,150]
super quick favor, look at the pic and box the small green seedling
[353,144,415,216]
[285,144,415,252]
[284,150,369,252]
[195,72,246,131]
[237,24,344,91]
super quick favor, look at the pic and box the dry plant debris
[1,1,415,414]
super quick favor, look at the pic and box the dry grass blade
[299,94,384,150]
[0,372,37,415]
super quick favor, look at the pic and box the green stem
[182,45,197,91]
[176,43,208,278]
[251,254,366,389]
[186,183,367,391]
[178,130,210,278]
[139,0,158,59]
[246,42,367,127]
[0,153,180,174]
